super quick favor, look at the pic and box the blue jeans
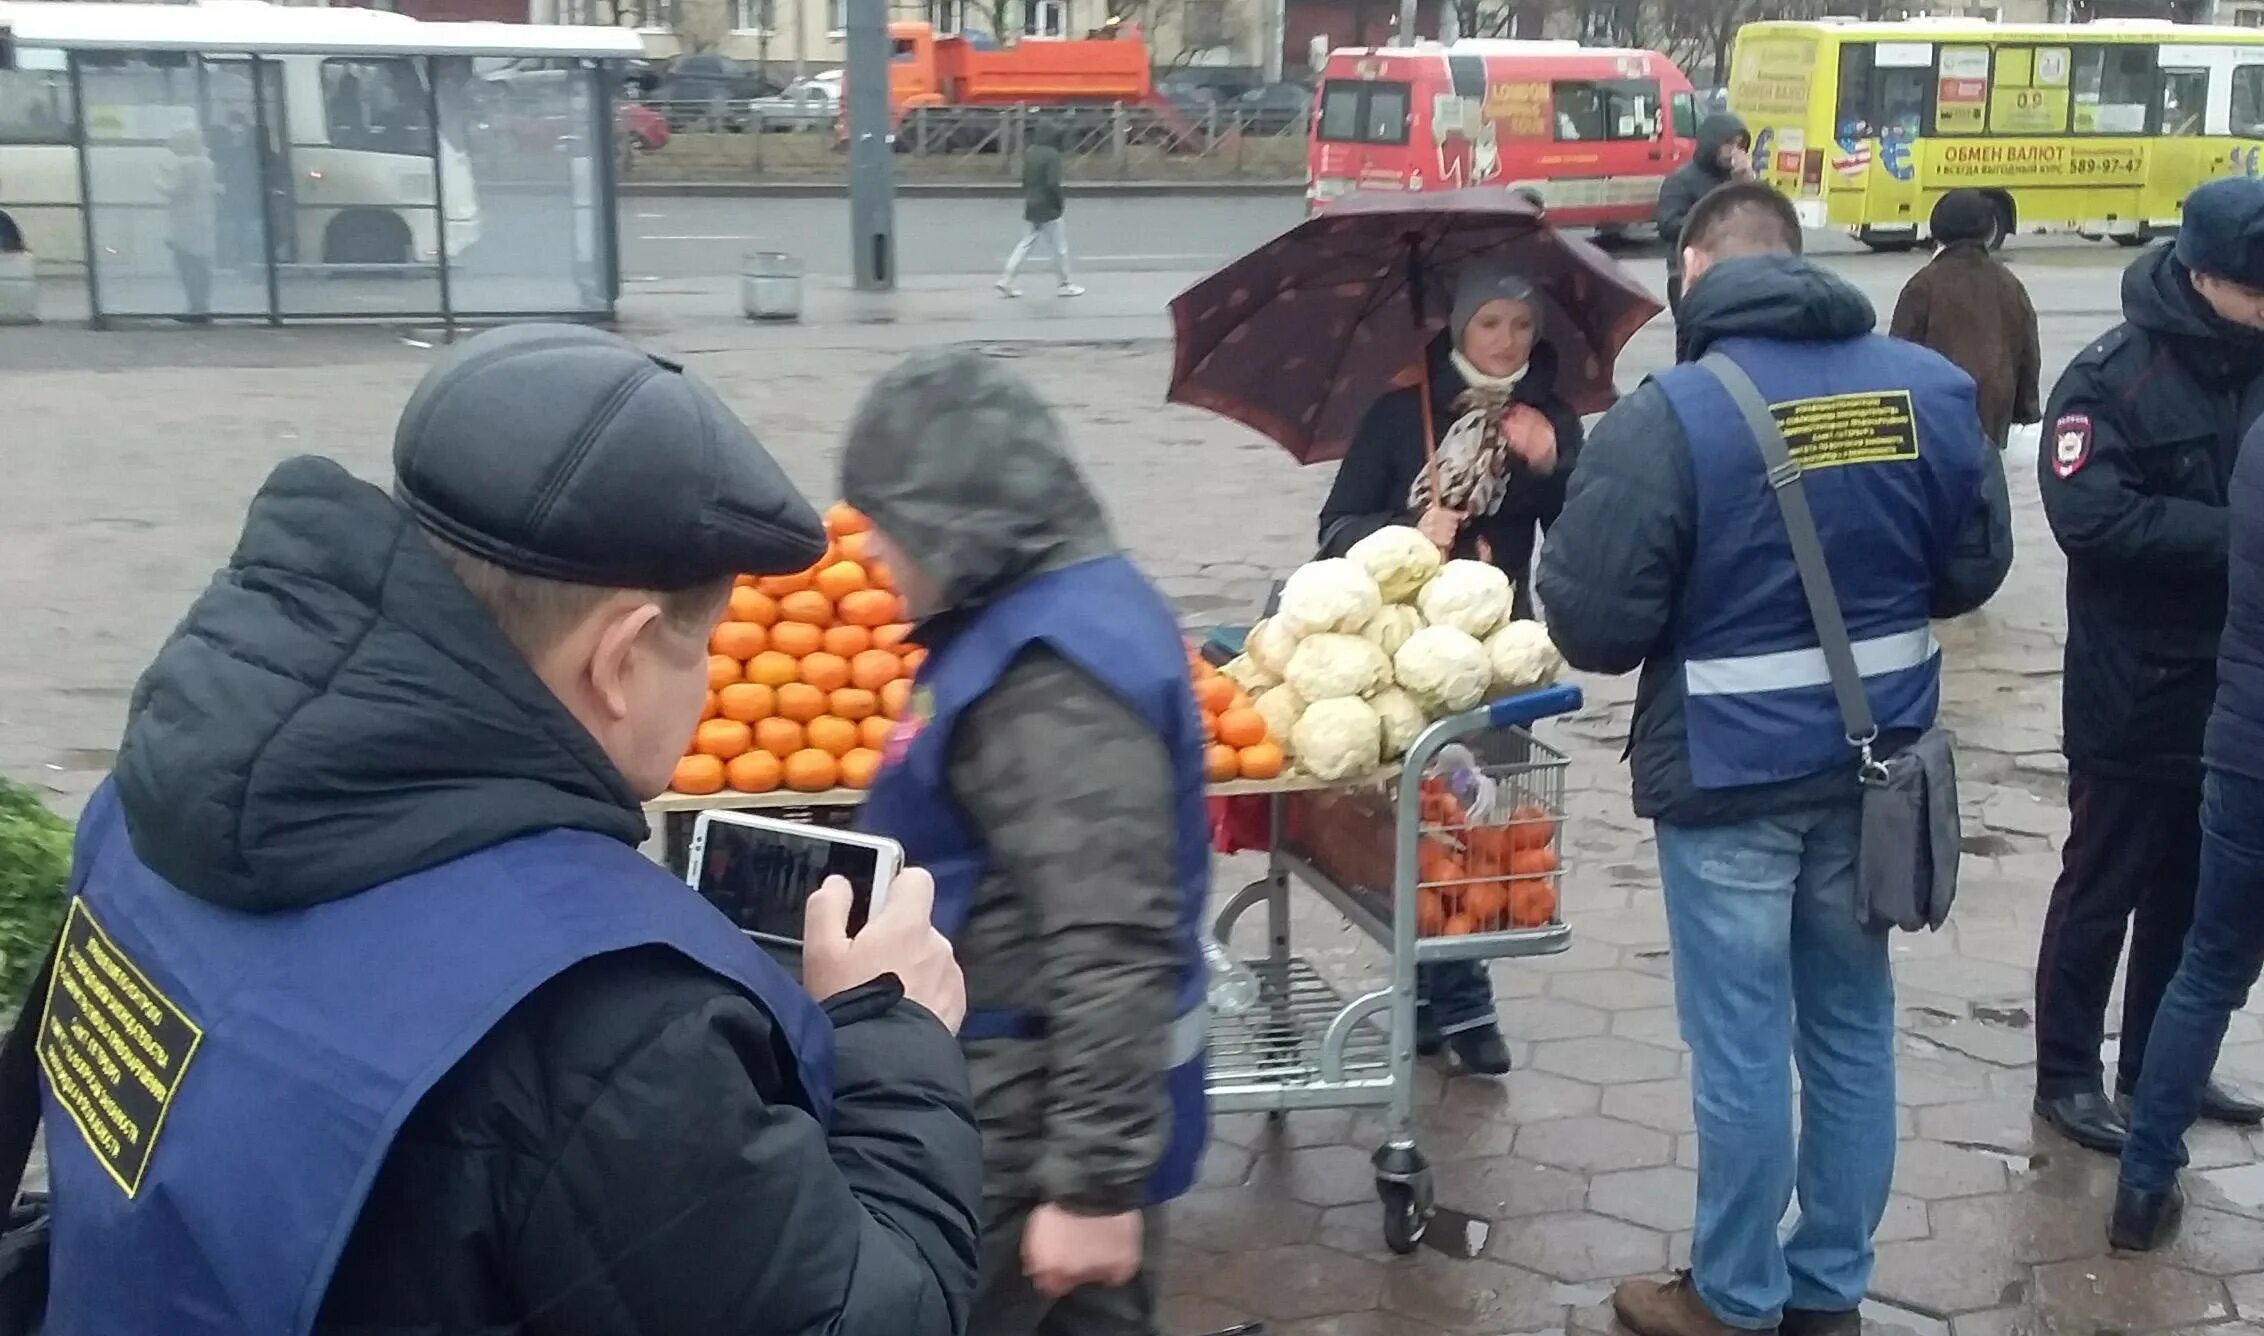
[1416,961,1496,1040]
[1657,805,1897,1328]
[2122,770,2264,1193]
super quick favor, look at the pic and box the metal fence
[619,100,1309,184]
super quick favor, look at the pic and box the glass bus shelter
[0,2,643,326]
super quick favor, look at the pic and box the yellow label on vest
[1768,391,1921,472]
[36,899,205,1197]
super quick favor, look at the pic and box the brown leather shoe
[1612,1273,1774,1336]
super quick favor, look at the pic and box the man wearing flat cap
[33,325,984,1336]
[2032,177,2264,1182]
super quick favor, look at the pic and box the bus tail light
[1801,149,1823,194]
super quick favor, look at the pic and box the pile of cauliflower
[1217,526,1567,783]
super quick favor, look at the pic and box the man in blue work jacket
[1538,184,2013,1336]
[845,350,1210,1336]
[35,325,982,1336]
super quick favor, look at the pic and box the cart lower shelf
[1206,957,1396,1114]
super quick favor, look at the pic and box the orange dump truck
[883,21,1152,115]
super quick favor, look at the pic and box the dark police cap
[2177,177,2264,289]
[392,325,826,592]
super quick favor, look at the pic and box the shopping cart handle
[1485,681,1584,729]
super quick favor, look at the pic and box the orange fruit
[726,750,782,793]
[1200,711,1218,743]
[728,586,778,625]
[718,682,775,723]
[872,623,914,652]
[859,715,895,751]
[779,590,835,628]
[880,678,913,719]
[672,754,725,795]
[754,716,805,759]
[814,560,870,603]
[707,654,743,691]
[1238,741,1285,780]
[822,624,873,658]
[699,689,719,723]
[839,747,883,790]
[1217,707,1267,749]
[784,748,840,793]
[838,589,899,629]
[755,570,811,598]
[1205,742,1240,783]
[800,652,852,693]
[867,560,896,593]
[770,621,824,659]
[746,650,800,689]
[1194,676,1236,715]
[710,621,767,660]
[695,718,753,760]
[825,502,871,537]
[1228,691,1254,713]
[850,649,902,691]
[902,648,927,676]
[807,715,860,757]
[830,687,879,722]
[836,531,871,564]
[734,574,758,588]
[777,682,828,724]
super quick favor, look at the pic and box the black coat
[1655,112,1747,281]
[1318,336,1584,613]
[2210,415,2264,783]
[2040,246,2264,783]
[1536,255,2014,826]
[107,458,984,1336]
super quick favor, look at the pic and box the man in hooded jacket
[35,324,984,1336]
[1655,111,1752,317]
[843,351,1211,1335]
[2031,177,2264,1161]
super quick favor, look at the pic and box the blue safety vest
[1653,333,1986,790]
[858,555,1212,1204]
[39,782,834,1336]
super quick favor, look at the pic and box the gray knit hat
[1450,263,1538,346]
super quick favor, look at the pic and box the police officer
[38,326,983,1335]
[2034,176,2264,1157]
[1539,182,2011,1336]
[844,352,1210,1335]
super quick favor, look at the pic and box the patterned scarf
[1408,351,1527,519]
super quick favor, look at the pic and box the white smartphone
[686,811,902,947]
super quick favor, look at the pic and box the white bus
[0,0,639,271]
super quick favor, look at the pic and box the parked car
[749,74,839,132]
[1233,81,1314,134]
[1158,67,1259,112]
[646,53,785,131]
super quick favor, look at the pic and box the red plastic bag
[1209,794,1275,854]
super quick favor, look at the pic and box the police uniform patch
[2052,414,2093,479]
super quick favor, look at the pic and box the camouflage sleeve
[946,647,1180,1214]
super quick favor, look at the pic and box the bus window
[1834,44,1925,138]
[1315,80,1410,145]
[0,67,72,145]
[1836,44,1874,137]
[1553,82,1606,140]
[1671,90,1697,139]
[2235,65,2264,136]
[322,58,436,156]
[1552,80,1660,141]
[2072,44,2154,134]
[2159,68,2207,137]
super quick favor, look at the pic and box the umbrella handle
[1419,362,1444,514]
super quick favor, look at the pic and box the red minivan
[1309,41,1700,232]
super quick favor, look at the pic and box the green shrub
[0,779,70,1004]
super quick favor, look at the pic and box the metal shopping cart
[1205,681,1583,1254]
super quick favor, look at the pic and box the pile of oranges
[1188,649,1286,784]
[671,505,922,797]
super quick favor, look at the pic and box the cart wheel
[1378,1174,1432,1255]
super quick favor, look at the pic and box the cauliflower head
[1277,558,1384,636]
[1416,560,1514,639]
[1292,696,1383,781]
[1485,620,1566,692]
[1360,604,1426,660]
[1393,625,1492,715]
[1285,632,1393,702]
[1346,526,1443,604]
[1246,617,1303,677]
[1221,653,1280,694]
[1369,686,1429,760]
[1252,684,1307,757]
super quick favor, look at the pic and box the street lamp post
[844,0,896,289]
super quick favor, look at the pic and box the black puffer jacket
[2040,245,2264,783]
[1535,256,2014,826]
[111,457,984,1336]
[1655,112,1748,280]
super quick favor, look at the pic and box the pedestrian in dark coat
[1890,190,2041,449]
[1655,111,1751,316]
[2033,177,2264,1163]
[1318,263,1582,1075]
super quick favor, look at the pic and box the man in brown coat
[1890,190,2042,448]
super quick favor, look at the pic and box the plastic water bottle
[1202,936,1259,1016]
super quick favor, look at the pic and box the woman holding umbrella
[1318,263,1584,1074]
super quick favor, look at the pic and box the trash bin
[0,249,36,326]
[740,252,804,322]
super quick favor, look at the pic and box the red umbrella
[1167,189,1663,464]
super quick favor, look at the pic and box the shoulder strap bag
[1697,353,1961,934]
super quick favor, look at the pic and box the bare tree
[671,0,733,53]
